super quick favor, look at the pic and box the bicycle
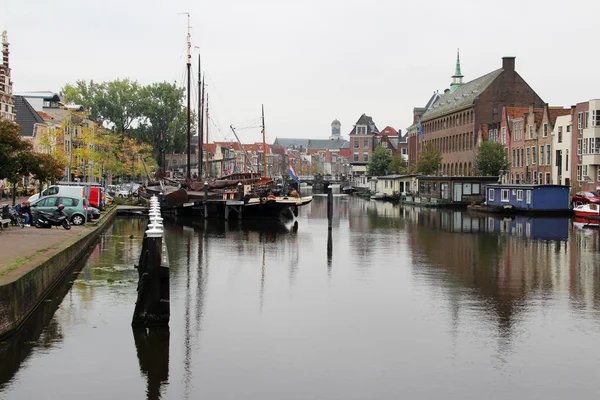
[8,205,24,228]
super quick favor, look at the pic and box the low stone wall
[0,207,117,339]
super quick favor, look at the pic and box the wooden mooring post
[132,196,170,327]
[327,185,333,230]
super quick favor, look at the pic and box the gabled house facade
[348,113,379,183]
[552,114,572,186]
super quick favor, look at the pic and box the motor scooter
[34,204,71,230]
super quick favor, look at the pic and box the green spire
[453,48,463,78]
[450,48,464,92]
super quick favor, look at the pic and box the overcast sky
[2,0,600,143]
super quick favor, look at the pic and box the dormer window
[356,125,367,135]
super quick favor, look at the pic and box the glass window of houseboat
[501,189,509,202]
[463,183,472,195]
[517,190,523,201]
[488,188,494,201]
[526,190,532,204]
[472,184,480,194]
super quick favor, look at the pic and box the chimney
[571,105,576,118]
[502,56,515,71]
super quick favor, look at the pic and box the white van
[28,185,85,202]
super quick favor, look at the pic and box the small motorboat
[342,185,358,194]
[370,192,386,200]
[573,203,600,225]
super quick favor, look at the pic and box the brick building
[407,92,441,167]
[416,55,544,176]
[348,113,379,182]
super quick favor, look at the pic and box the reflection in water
[4,197,600,399]
[133,327,169,400]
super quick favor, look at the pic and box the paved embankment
[0,206,118,339]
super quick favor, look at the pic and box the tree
[387,155,407,174]
[367,145,392,176]
[416,142,442,175]
[474,141,509,176]
[61,78,143,139]
[135,82,188,165]
[0,120,36,183]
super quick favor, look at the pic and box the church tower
[330,119,341,140]
[449,49,464,93]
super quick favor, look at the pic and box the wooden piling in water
[327,185,333,231]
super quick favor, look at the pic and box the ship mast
[185,13,191,180]
[198,54,203,179]
[261,104,267,177]
[205,94,209,177]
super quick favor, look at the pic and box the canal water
[1,196,600,399]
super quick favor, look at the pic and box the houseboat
[402,176,498,208]
[372,174,420,201]
[475,184,571,215]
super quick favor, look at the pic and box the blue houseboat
[483,184,571,214]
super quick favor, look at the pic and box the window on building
[546,172,551,184]
[538,173,543,184]
[463,183,472,195]
[558,126,563,143]
[356,126,366,135]
[501,189,509,202]
[578,112,583,131]
[512,149,516,165]
[354,139,359,149]
[578,139,582,155]
[532,147,536,164]
[382,142,388,148]
[546,144,551,165]
[584,139,588,155]
[517,190,523,201]
[594,110,600,127]
[597,167,600,183]
[488,188,495,201]
[501,127,506,144]
[353,152,358,162]
[585,111,589,128]
[363,138,369,148]
[520,149,524,167]
[363,153,368,162]
[577,165,583,181]
[566,150,569,171]
[527,147,531,165]
[583,165,588,179]
[529,125,534,139]
[567,124,571,133]
[543,123,548,137]
[526,190,532,204]
[472,183,480,194]
[401,148,407,155]
[540,146,544,166]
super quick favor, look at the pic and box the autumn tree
[474,141,509,176]
[416,142,442,175]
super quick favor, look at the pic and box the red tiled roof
[505,107,529,120]
[215,141,242,151]
[204,143,217,154]
[37,111,53,120]
[378,126,398,136]
[548,108,571,125]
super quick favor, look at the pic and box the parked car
[30,195,88,225]
[84,199,101,220]
[571,191,600,207]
